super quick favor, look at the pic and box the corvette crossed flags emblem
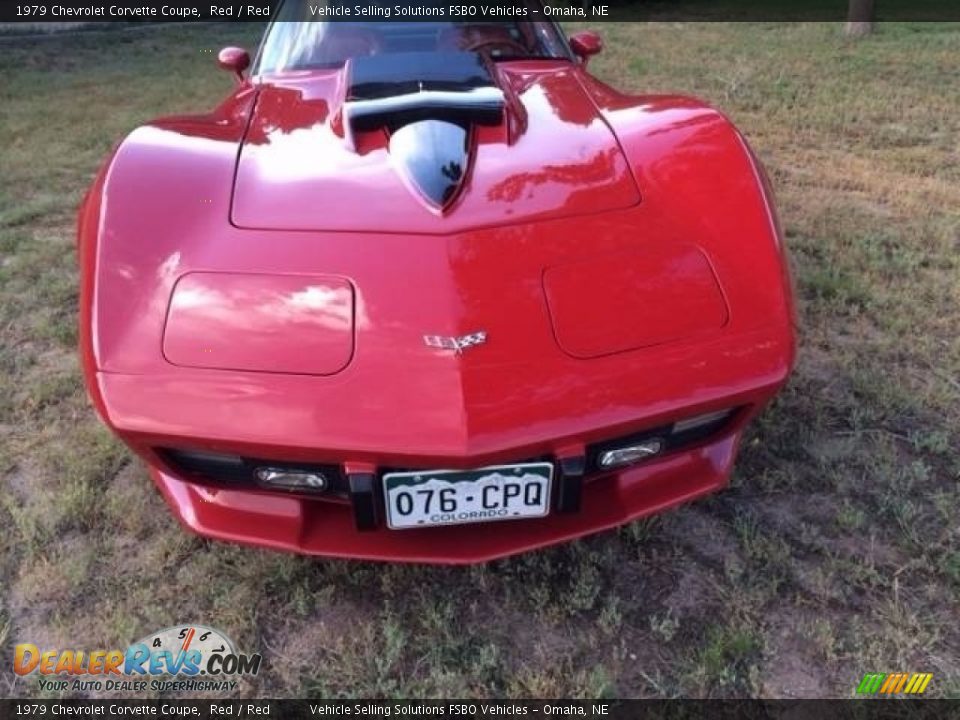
[423,331,487,354]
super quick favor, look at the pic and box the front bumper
[90,321,792,563]
[150,431,739,564]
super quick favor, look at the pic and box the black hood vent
[389,119,469,211]
[345,51,504,133]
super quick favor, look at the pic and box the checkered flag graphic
[423,331,488,353]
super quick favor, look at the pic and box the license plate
[382,463,554,530]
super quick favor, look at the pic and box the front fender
[578,73,795,359]
[78,88,257,376]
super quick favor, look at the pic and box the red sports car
[78,7,796,563]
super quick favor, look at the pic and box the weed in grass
[649,610,679,644]
[618,517,661,547]
[597,596,623,638]
[835,500,866,531]
[685,623,763,696]
[808,617,839,664]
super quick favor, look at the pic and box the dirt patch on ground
[758,608,834,698]
[659,507,741,568]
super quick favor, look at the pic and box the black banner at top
[0,0,958,23]
[0,701,959,720]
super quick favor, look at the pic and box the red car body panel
[78,46,795,563]
[543,243,730,358]
[232,65,641,233]
[162,272,355,375]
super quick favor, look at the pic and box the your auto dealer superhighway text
[43,5,271,17]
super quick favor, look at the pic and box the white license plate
[382,463,554,530]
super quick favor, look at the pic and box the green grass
[1,22,958,699]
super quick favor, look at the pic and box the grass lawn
[0,22,958,699]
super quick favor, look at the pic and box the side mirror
[218,47,250,82]
[569,31,603,67]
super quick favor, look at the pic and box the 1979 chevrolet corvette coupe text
[78,5,796,563]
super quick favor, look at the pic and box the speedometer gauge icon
[134,624,236,659]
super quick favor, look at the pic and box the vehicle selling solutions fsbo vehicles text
[304,4,609,19]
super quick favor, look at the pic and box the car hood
[231,62,641,234]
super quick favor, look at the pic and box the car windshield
[256,1,571,74]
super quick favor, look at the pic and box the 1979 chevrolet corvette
[78,5,796,563]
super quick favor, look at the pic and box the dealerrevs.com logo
[13,625,262,693]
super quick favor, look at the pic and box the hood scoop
[389,120,468,211]
[345,52,504,133]
[344,52,503,213]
